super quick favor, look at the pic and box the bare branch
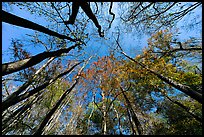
[108,2,115,29]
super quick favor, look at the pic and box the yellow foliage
[136,55,141,59]
[143,50,147,55]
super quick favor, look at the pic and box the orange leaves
[85,69,95,80]
[79,72,86,78]
[93,61,98,66]
[80,55,124,95]
[143,50,148,55]
[96,70,103,73]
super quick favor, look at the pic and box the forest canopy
[2,2,202,135]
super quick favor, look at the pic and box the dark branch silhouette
[120,87,143,135]
[2,61,83,112]
[122,50,202,104]
[116,39,202,104]
[64,1,104,37]
[164,94,202,123]
[2,10,77,42]
[2,93,43,134]
[33,58,90,135]
[34,79,79,135]
[2,57,55,112]
[108,2,115,29]
[2,44,78,76]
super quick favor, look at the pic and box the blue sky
[2,4,49,63]
[2,3,146,64]
[2,3,202,88]
[2,2,202,88]
[3,2,201,64]
[2,2,202,135]
[2,2,202,95]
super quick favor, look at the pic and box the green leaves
[2,2,202,135]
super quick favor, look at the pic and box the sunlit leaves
[2,2,202,135]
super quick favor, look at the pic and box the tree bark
[2,61,83,112]
[2,44,78,76]
[126,107,136,135]
[2,93,43,134]
[120,87,143,135]
[33,79,79,135]
[121,51,202,104]
[2,10,77,42]
[165,94,202,123]
[102,91,107,135]
[113,106,123,135]
[152,70,202,104]
[3,57,55,108]
[64,2,103,37]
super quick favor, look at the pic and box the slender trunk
[113,106,123,135]
[120,87,143,135]
[34,79,79,135]
[43,99,68,134]
[2,61,82,112]
[43,107,61,134]
[121,51,202,104]
[165,94,202,123]
[2,44,78,76]
[87,96,95,129]
[2,103,32,132]
[2,10,77,42]
[102,91,107,135]
[34,58,89,135]
[126,108,136,135]
[3,57,55,107]
[151,70,202,104]
[2,93,43,134]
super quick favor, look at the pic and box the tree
[118,2,202,35]
[154,95,202,135]
[2,2,202,135]
[115,29,202,104]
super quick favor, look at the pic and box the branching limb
[108,2,115,29]
[3,57,56,106]
[2,61,83,112]
[115,35,202,104]
[33,57,91,135]
[51,2,72,33]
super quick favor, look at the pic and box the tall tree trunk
[2,10,77,42]
[126,107,136,135]
[120,87,143,135]
[102,91,107,135]
[113,106,123,135]
[121,51,202,104]
[164,93,202,123]
[2,93,43,134]
[3,57,55,108]
[2,61,82,112]
[87,97,95,130]
[33,79,79,135]
[2,44,78,76]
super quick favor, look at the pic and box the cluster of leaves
[2,2,202,135]
[74,28,202,135]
